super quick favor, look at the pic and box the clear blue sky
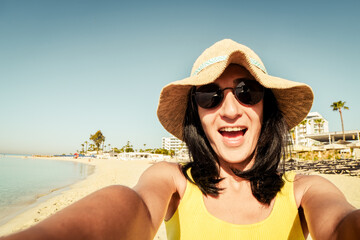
[1,0,359,155]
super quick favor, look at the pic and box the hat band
[191,55,268,77]
[250,57,267,74]
[192,55,228,76]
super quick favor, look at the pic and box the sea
[0,154,94,225]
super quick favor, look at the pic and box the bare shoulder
[294,174,343,196]
[154,161,187,197]
[293,174,345,206]
[134,161,187,197]
[132,161,187,229]
[141,161,185,181]
[294,173,335,192]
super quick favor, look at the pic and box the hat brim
[157,49,313,140]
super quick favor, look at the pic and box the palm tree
[289,128,295,145]
[300,119,308,126]
[313,119,325,134]
[90,130,106,153]
[331,101,349,141]
[84,141,88,154]
[124,141,134,153]
[299,119,308,134]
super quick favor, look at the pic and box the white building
[117,152,169,161]
[292,112,329,146]
[162,136,188,155]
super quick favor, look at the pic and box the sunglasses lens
[235,80,264,105]
[194,80,264,109]
[195,84,222,109]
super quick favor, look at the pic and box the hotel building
[292,112,329,146]
[162,136,188,156]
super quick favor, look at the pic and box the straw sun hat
[157,39,313,140]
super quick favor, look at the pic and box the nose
[219,90,243,119]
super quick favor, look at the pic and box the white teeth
[219,127,245,132]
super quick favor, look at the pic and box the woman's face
[198,65,263,169]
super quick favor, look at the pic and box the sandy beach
[0,157,359,239]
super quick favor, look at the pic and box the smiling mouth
[219,127,247,138]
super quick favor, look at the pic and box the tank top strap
[279,171,296,199]
[181,168,203,204]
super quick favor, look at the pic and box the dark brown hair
[182,87,287,205]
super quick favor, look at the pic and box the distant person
[2,39,359,240]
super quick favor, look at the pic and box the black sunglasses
[193,79,264,109]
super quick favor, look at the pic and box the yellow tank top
[165,171,304,240]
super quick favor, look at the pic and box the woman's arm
[0,161,180,240]
[133,161,184,230]
[299,175,360,240]
[334,209,360,239]
[1,185,154,240]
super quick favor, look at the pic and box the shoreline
[0,157,167,239]
[0,156,95,226]
[0,157,97,230]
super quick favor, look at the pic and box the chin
[217,151,255,169]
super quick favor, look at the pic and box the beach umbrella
[348,142,360,148]
[335,140,352,145]
[323,143,348,150]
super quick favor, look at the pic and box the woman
[2,39,359,240]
